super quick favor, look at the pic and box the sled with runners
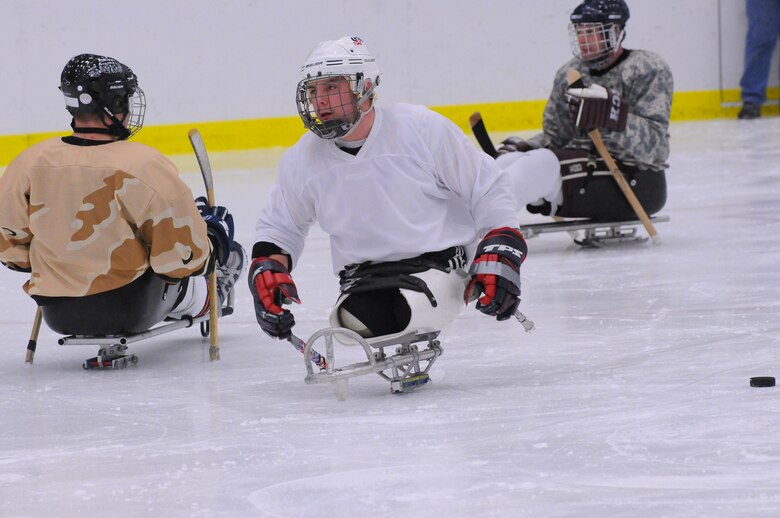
[519,215,670,247]
[290,309,535,399]
[24,129,233,369]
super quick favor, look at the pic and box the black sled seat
[39,270,178,336]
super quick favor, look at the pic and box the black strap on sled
[338,246,467,309]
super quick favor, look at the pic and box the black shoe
[738,103,761,120]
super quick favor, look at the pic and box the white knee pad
[497,149,562,209]
[329,268,467,344]
[167,276,209,319]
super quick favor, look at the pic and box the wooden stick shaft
[205,181,220,360]
[588,129,660,244]
[188,128,220,361]
[26,307,43,364]
[565,67,660,245]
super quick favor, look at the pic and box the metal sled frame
[520,215,670,247]
[302,327,443,394]
[58,290,235,369]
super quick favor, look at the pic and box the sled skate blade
[59,307,233,368]
[391,373,430,394]
[520,215,669,244]
[82,344,139,370]
[302,328,443,396]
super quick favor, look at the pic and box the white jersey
[254,103,517,274]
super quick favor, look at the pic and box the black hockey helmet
[570,0,630,27]
[59,53,146,139]
[568,0,630,70]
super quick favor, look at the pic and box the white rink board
[1,0,776,135]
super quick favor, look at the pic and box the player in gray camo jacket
[498,0,673,221]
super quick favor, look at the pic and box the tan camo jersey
[0,137,211,297]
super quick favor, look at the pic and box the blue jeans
[739,0,780,105]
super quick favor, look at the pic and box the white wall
[0,0,777,135]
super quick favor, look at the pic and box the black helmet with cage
[59,53,146,140]
[569,0,630,70]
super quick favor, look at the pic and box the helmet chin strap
[339,84,377,139]
[70,107,130,140]
[341,104,374,139]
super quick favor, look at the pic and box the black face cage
[568,22,623,70]
[63,80,146,140]
[295,74,363,140]
[122,87,146,139]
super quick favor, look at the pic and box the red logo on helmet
[351,37,363,46]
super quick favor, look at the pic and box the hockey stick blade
[469,112,498,158]
[188,129,214,201]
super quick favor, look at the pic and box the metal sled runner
[298,327,443,397]
[58,291,234,370]
[520,215,670,247]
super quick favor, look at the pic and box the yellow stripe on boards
[1,87,778,169]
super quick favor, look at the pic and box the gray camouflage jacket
[526,49,673,173]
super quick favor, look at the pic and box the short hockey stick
[25,307,43,363]
[188,129,221,361]
[469,111,498,158]
[288,332,328,370]
[566,69,660,245]
[469,111,574,236]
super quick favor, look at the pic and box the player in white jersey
[249,36,528,341]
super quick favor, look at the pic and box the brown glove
[566,82,628,132]
[496,136,533,156]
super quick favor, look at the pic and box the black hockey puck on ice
[749,376,775,387]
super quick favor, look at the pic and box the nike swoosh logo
[1,227,17,237]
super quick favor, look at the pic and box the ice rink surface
[1,118,779,517]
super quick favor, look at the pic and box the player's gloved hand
[566,80,628,132]
[195,196,234,266]
[248,257,300,339]
[464,227,527,321]
[496,136,533,156]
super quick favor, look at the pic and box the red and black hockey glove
[248,257,300,339]
[464,227,527,321]
[566,80,628,132]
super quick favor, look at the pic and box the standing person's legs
[740,0,780,108]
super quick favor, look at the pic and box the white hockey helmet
[296,36,381,139]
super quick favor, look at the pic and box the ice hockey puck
[750,376,775,387]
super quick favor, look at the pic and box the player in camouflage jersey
[0,54,245,336]
[499,0,673,221]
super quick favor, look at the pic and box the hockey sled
[296,327,443,398]
[519,215,670,247]
[58,291,235,370]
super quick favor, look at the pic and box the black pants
[35,270,185,336]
